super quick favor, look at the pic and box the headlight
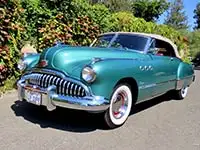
[82,66,96,83]
[17,59,27,71]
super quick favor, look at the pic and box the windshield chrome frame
[107,33,118,48]
[144,37,153,54]
[91,33,151,54]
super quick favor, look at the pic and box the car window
[149,39,176,57]
[91,34,148,52]
[92,34,114,48]
[112,34,148,51]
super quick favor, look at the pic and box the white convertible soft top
[102,32,181,59]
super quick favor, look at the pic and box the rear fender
[176,62,194,89]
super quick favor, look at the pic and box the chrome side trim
[176,75,194,90]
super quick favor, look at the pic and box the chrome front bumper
[17,79,109,112]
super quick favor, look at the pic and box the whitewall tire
[104,84,132,129]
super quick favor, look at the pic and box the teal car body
[17,32,195,128]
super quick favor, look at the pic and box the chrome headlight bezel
[17,59,27,71]
[82,66,96,83]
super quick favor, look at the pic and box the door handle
[170,57,174,61]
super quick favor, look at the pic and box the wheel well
[116,77,138,102]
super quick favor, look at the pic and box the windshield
[91,34,148,52]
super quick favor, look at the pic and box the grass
[0,76,18,96]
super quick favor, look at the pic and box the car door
[136,55,155,102]
[147,38,181,96]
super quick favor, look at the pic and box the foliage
[131,0,169,22]
[38,15,100,50]
[0,76,17,95]
[38,14,73,50]
[0,0,26,85]
[185,30,200,58]
[194,2,200,30]
[87,4,110,32]
[164,0,188,30]
[40,0,91,20]
[20,0,53,47]
[71,16,100,45]
[90,0,132,12]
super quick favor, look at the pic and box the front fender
[89,59,140,100]
[23,54,40,71]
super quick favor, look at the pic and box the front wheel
[104,84,132,129]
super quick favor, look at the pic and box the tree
[194,2,200,29]
[90,0,132,12]
[164,0,188,30]
[131,0,169,22]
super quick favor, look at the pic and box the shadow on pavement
[11,100,104,133]
[11,92,174,132]
[130,91,174,115]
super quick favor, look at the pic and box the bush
[38,14,73,50]
[21,0,53,48]
[0,0,26,85]
[38,15,100,50]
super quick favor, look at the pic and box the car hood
[38,45,145,79]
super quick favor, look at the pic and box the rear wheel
[175,86,189,100]
[104,84,132,129]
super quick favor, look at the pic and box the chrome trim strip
[49,76,54,85]
[55,78,60,86]
[60,79,64,94]
[78,86,81,96]
[144,37,152,54]
[107,32,118,48]
[70,83,74,96]
[52,76,56,85]
[82,89,85,97]
[66,82,70,95]
[176,75,194,90]
[74,85,77,96]
[62,81,67,95]
[46,75,50,87]
[156,79,176,86]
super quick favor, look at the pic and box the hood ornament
[91,57,102,64]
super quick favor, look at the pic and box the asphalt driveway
[0,70,200,150]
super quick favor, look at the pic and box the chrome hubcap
[112,90,128,119]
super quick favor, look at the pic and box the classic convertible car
[17,32,195,128]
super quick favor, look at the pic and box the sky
[158,0,199,30]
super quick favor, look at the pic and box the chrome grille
[27,73,86,97]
